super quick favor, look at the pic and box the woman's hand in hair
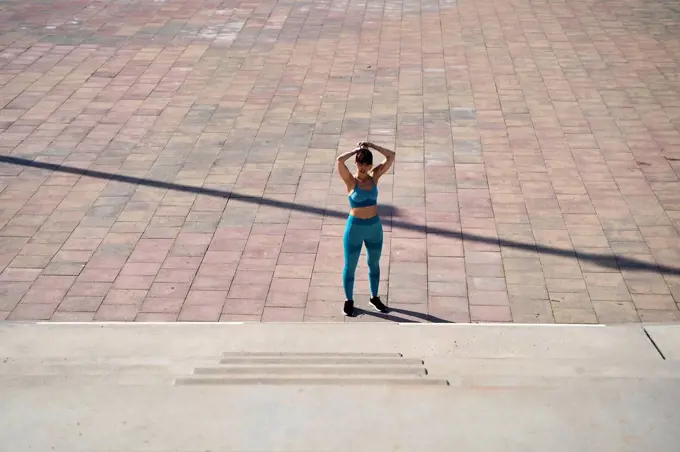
[366,143,395,182]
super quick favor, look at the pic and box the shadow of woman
[354,306,453,323]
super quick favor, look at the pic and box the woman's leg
[364,219,384,298]
[342,219,363,301]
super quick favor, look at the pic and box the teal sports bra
[348,179,378,208]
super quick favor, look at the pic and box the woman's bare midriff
[349,205,378,219]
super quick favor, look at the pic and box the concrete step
[219,356,424,365]
[220,352,404,357]
[193,364,427,376]
[182,351,440,384]
[177,375,449,386]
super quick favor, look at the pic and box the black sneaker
[369,296,388,313]
[343,300,355,316]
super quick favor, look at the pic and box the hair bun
[354,147,374,165]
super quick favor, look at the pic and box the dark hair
[355,148,373,165]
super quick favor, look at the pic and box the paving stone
[0,281,31,311]
[31,275,76,290]
[154,269,196,284]
[637,309,680,322]
[113,275,155,290]
[584,273,633,301]
[470,305,513,323]
[427,310,471,323]
[391,238,427,262]
[592,301,640,324]
[545,278,588,293]
[274,265,313,279]
[20,287,68,305]
[120,262,162,277]
[549,292,593,310]
[631,295,677,311]
[134,313,179,322]
[508,284,549,299]
[103,289,147,306]
[0,268,42,282]
[238,258,278,272]
[77,267,120,283]
[94,305,138,321]
[57,296,103,312]
[384,287,428,304]
[43,262,85,276]
[624,276,671,295]
[468,277,507,292]
[219,314,262,322]
[469,290,510,306]
[427,296,469,312]
[222,298,265,316]
[148,282,190,299]
[185,290,227,307]
[67,282,112,297]
[262,307,304,322]
[303,301,344,318]
[9,303,58,320]
[509,299,555,324]
[228,284,270,300]
[552,307,598,324]
[50,311,96,321]
[232,270,274,286]
[139,297,184,314]
[178,304,222,321]
[427,257,466,281]
[162,256,203,270]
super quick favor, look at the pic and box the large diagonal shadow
[2,154,679,276]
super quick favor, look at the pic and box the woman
[336,141,396,316]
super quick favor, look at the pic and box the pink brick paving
[0,0,679,324]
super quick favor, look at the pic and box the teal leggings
[342,215,383,300]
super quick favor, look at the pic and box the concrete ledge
[0,321,666,361]
[2,322,680,452]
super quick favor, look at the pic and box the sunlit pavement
[0,0,679,323]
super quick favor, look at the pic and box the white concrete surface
[4,382,680,452]
[0,322,663,360]
[1,322,679,451]
[645,324,680,360]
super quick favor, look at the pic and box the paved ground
[2,323,680,451]
[0,0,679,323]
